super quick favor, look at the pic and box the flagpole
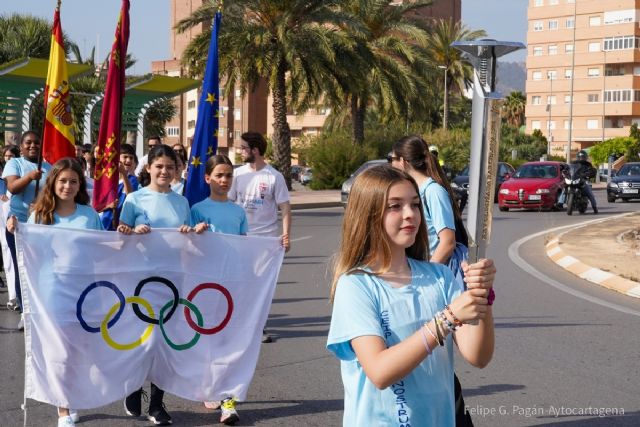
[35,0,63,198]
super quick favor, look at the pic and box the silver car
[341,159,387,206]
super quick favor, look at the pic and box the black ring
[132,276,179,325]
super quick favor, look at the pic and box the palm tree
[425,19,486,129]
[502,91,526,128]
[177,0,353,188]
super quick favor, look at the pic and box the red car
[498,161,567,211]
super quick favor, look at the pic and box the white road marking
[508,213,640,318]
[291,235,312,243]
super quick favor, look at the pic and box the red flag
[93,0,130,211]
[42,1,76,164]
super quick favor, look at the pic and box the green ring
[159,298,203,350]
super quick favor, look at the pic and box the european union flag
[185,10,221,206]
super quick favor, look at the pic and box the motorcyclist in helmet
[570,150,598,214]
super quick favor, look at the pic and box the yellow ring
[100,296,155,351]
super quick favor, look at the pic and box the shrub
[588,137,634,165]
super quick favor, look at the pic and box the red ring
[184,283,233,334]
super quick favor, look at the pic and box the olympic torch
[451,40,525,263]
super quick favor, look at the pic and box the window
[565,44,574,53]
[565,69,573,79]
[532,120,541,130]
[219,127,226,138]
[635,91,640,102]
[587,94,599,103]
[547,95,557,105]
[588,42,600,52]
[165,126,180,137]
[532,96,542,105]
[234,130,241,140]
[533,21,543,31]
[187,100,196,109]
[234,89,241,99]
[548,121,556,130]
[605,89,632,102]
[587,68,600,77]
[533,46,543,56]
[533,71,542,81]
[564,120,573,129]
[589,16,601,26]
[218,106,226,118]
[547,70,557,80]
[566,18,575,28]
[604,36,640,51]
[548,20,558,30]
[234,110,241,121]
[587,119,599,129]
[564,95,572,104]
[604,10,635,25]
[534,0,543,6]
[187,120,196,129]
[549,45,558,55]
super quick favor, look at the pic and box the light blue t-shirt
[327,258,462,427]
[28,203,103,230]
[420,178,456,254]
[171,179,185,195]
[190,198,248,235]
[120,187,191,228]
[2,157,52,222]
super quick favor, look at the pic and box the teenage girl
[7,157,103,427]
[191,154,246,425]
[118,145,193,426]
[327,166,495,426]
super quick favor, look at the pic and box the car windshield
[514,164,558,179]
[353,160,385,176]
[618,164,640,176]
[459,165,470,176]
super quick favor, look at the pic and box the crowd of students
[0,131,291,427]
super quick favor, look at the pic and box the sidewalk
[545,211,640,299]
[289,187,341,209]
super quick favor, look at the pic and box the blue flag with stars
[185,10,221,206]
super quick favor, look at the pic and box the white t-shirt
[229,164,289,237]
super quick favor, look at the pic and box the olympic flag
[17,225,283,410]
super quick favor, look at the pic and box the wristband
[487,288,495,306]
[445,305,463,328]
[419,326,432,355]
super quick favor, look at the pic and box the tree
[425,19,486,130]
[177,0,353,188]
[502,91,526,128]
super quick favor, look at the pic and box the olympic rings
[76,277,234,351]
[133,276,179,325]
[77,281,126,333]
[184,283,234,335]
[159,298,203,351]
[101,296,155,351]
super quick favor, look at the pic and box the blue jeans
[581,184,597,211]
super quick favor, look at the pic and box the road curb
[291,201,342,210]
[545,227,640,299]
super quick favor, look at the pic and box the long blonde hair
[330,166,428,301]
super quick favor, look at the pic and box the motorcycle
[563,164,589,215]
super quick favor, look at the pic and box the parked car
[451,162,515,211]
[300,168,313,185]
[607,162,640,202]
[341,159,387,206]
[498,161,567,211]
[291,165,302,181]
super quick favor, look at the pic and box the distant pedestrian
[327,165,495,426]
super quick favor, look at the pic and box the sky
[1,0,528,74]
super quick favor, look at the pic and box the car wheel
[607,194,616,203]
[622,198,630,203]
[499,206,508,212]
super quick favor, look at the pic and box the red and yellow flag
[42,0,76,164]
[93,0,130,212]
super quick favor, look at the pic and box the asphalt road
[1,190,639,426]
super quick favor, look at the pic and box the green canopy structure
[0,57,92,134]
[83,74,200,159]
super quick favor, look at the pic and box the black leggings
[5,228,21,311]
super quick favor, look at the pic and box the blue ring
[76,281,125,333]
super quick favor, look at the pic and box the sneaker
[57,415,75,427]
[17,315,24,331]
[124,389,145,417]
[204,401,221,410]
[7,299,20,311]
[261,329,272,343]
[220,398,239,425]
[69,410,79,423]
[147,403,172,425]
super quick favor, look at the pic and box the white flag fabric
[17,224,283,409]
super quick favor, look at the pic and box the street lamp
[547,73,554,156]
[438,65,448,129]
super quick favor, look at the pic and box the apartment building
[526,0,640,157]
[153,0,459,155]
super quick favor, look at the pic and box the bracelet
[419,325,432,355]
[445,305,463,328]
[433,315,444,346]
[439,311,457,332]
[424,321,438,345]
[487,288,495,306]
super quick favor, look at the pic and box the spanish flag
[93,0,130,212]
[42,0,76,164]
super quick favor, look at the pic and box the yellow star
[207,146,214,156]
[214,109,220,118]
[213,129,219,137]
[191,156,202,167]
[206,93,216,104]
